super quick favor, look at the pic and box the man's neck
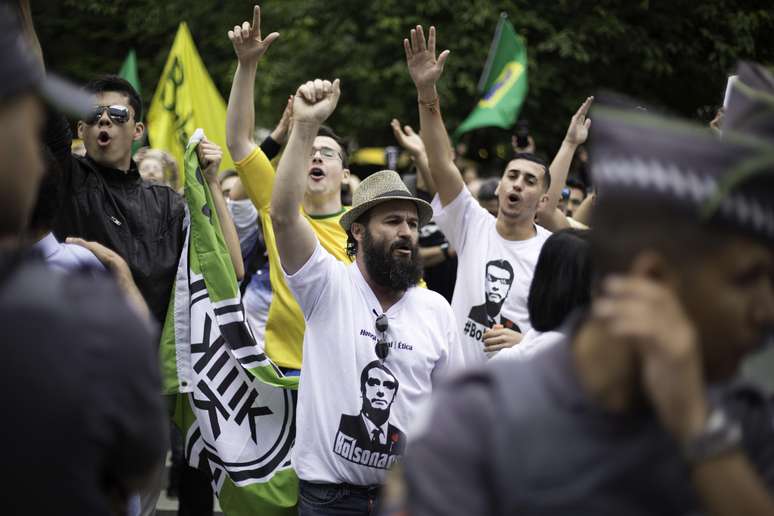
[86,153,132,173]
[303,192,342,217]
[355,256,405,312]
[495,213,537,241]
[572,318,642,413]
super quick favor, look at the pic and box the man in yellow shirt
[226,6,351,370]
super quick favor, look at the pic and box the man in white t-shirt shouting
[404,25,592,364]
[269,78,464,515]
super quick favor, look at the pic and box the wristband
[682,405,742,464]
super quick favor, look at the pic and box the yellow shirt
[236,147,352,369]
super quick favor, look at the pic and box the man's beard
[363,399,391,427]
[362,229,423,292]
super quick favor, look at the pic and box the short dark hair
[528,229,592,331]
[509,152,551,191]
[565,176,586,193]
[486,259,514,283]
[317,125,349,169]
[360,360,399,395]
[28,146,61,232]
[83,74,142,122]
[346,211,371,258]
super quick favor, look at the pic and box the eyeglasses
[310,146,342,161]
[374,313,389,361]
[84,105,131,125]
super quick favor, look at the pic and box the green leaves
[35,0,774,170]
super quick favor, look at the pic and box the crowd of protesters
[1,2,773,516]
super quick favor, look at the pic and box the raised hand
[391,119,425,157]
[197,137,223,182]
[404,25,450,94]
[293,79,341,125]
[228,5,279,64]
[564,96,594,146]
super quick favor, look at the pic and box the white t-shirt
[286,242,464,486]
[433,188,551,365]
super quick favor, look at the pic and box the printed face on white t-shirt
[485,261,515,304]
[363,367,398,412]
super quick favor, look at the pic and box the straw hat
[339,170,433,232]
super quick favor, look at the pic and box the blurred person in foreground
[404,25,592,364]
[400,97,774,515]
[0,8,167,515]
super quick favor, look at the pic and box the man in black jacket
[46,75,185,326]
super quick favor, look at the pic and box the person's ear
[77,121,85,140]
[351,221,367,246]
[342,167,351,183]
[133,121,145,142]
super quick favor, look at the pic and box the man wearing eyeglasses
[269,76,464,515]
[226,7,355,374]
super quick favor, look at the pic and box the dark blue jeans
[298,479,380,516]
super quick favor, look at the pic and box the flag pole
[477,12,508,94]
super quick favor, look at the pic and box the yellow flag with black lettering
[147,22,234,180]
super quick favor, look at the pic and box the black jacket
[46,113,185,326]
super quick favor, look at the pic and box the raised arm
[404,26,463,207]
[391,118,436,196]
[226,5,279,162]
[270,79,341,274]
[537,97,592,230]
[199,137,245,281]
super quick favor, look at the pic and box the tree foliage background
[33,0,774,173]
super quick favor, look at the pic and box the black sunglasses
[85,105,130,125]
[374,313,389,361]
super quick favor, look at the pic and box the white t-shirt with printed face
[433,188,551,366]
[286,242,464,486]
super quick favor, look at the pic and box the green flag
[160,129,299,515]
[454,15,527,137]
[118,50,144,153]
[119,50,141,95]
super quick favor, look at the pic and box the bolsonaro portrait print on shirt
[333,360,406,470]
[467,259,520,330]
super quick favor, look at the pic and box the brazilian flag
[455,14,528,137]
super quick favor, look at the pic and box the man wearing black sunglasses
[42,74,186,327]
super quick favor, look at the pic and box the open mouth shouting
[308,167,326,181]
[391,240,413,258]
[507,192,521,205]
[97,130,112,148]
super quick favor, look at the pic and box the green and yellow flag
[147,23,234,174]
[161,129,299,515]
[454,14,528,137]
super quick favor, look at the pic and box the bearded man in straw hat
[270,78,465,515]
